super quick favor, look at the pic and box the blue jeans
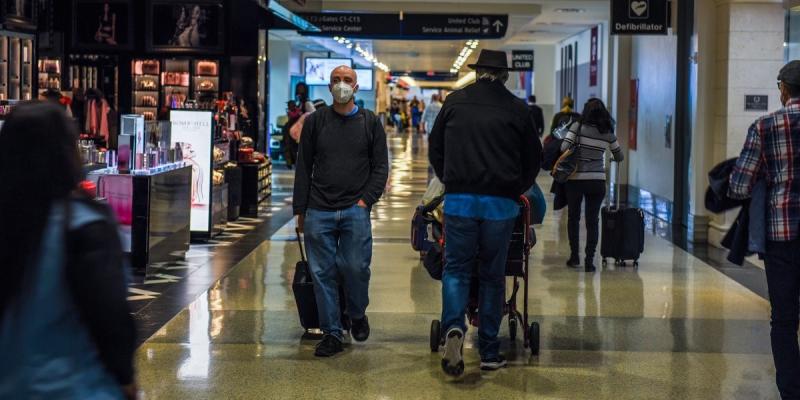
[304,205,373,341]
[441,214,516,360]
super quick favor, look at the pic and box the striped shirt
[560,123,624,180]
[729,98,800,241]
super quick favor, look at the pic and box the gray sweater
[560,123,623,180]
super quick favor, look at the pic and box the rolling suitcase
[291,228,349,331]
[600,163,645,267]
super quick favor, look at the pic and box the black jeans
[565,180,606,259]
[764,239,800,400]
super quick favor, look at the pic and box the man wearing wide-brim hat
[729,60,800,399]
[428,49,542,377]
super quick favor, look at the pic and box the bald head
[330,65,357,86]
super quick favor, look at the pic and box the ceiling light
[555,8,585,13]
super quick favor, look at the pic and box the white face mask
[331,82,356,104]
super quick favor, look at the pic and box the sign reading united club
[611,0,669,35]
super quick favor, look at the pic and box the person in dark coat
[0,102,136,399]
[429,49,541,377]
[527,95,545,137]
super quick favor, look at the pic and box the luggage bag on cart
[291,228,349,331]
[600,163,645,267]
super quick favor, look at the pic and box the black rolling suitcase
[600,164,645,267]
[291,228,349,331]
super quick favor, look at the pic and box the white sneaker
[441,328,465,376]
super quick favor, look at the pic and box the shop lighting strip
[333,36,391,73]
[450,40,479,74]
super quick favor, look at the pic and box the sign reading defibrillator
[611,0,669,35]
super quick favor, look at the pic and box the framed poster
[147,0,225,53]
[3,0,36,30]
[72,0,133,50]
[629,79,638,150]
[170,110,214,233]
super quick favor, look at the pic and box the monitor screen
[355,68,374,91]
[305,58,353,85]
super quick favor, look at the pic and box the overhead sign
[511,51,534,71]
[745,95,769,111]
[300,13,400,37]
[299,13,508,40]
[610,0,669,35]
[402,14,508,39]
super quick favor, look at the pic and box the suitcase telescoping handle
[296,227,307,263]
[609,160,622,211]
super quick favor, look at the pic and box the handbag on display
[141,61,159,75]
[197,61,218,76]
[550,122,582,184]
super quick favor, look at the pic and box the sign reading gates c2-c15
[611,0,669,35]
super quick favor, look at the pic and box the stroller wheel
[509,317,517,341]
[529,322,540,356]
[430,320,441,352]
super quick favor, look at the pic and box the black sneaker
[566,255,580,268]
[314,334,343,357]
[441,328,465,377]
[351,315,370,342]
[480,355,508,371]
[585,258,596,272]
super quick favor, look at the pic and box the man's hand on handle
[357,199,368,208]
[296,214,305,233]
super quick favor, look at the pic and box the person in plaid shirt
[729,60,800,399]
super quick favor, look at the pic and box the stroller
[412,195,541,355]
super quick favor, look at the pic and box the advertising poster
[150,1,224,51]
[629,79,639,150]
[590,26,599,86]
[170,110,212,233]
[305,58,352,85]
[74,0,132,50]
[355,68,374,91]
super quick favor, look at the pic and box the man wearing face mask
[729,60,800,399]
[293,65,389,357]
[429,49,541,376]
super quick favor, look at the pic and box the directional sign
[402,14,509,39]
[299,12,509,40]
[610,0,669,35]
[511,50,534,71]
[300,13,400,37]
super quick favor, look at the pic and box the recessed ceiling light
[555,8,585,13]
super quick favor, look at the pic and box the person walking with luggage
[729,61,800,400]
[560,98,623,272]
[429,49,541,376]
[293,65,389,357]
[0,102,137,399]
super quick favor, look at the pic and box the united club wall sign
[611,0,669,35]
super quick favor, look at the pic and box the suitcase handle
[296,227,307,263]
[608,160,622,210]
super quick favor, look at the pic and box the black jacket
[705,158,766,265]
[293,107,389,214]
[529,104,544,137]
[429,80,542,200]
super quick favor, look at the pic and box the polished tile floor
[135,133,780,399]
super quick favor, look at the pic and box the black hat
[468,49,510,70]
[778,60,800,86]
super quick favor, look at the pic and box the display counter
[240,160,271,217]
[89,164,191,273]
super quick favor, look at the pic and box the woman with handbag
[559,98,624,271]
